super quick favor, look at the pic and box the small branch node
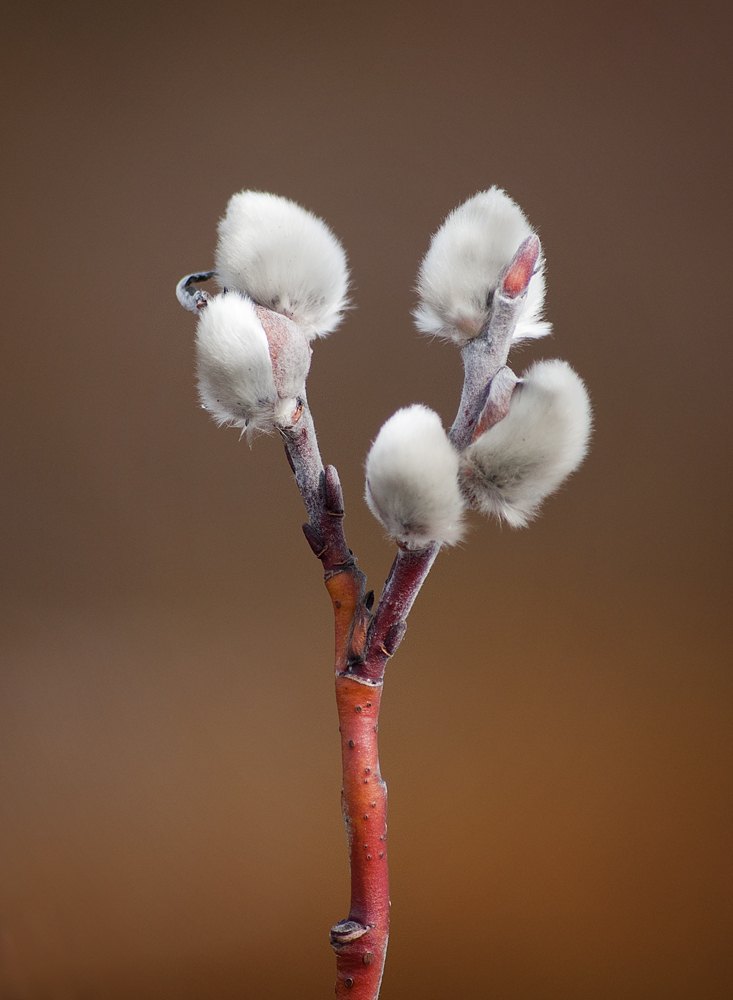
[330,920,370,946]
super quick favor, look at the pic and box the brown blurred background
[1,1,731,997]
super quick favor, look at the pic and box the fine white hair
[365,405,466,548]
[414,187,550,345]
[195,292,278,435]
[215,191,350,340]
[460,360,592,527]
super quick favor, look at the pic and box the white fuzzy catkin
[215,191,349,340]
[461,360,592,527]
[365,405,466,548]
[414,187,550,345]
[195,292,278,434]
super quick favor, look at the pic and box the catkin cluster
[188,188,591,546]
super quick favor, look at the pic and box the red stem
[281,406,438,999]
[328,546,439,998]
[331,676,389,998]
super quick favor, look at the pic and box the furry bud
[460,360,592,527]
[195,292,278,435]
[215,191,349,339]
[414,187,550,345]
[365,405,466,548]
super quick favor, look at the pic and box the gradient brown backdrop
[1,2,731,998]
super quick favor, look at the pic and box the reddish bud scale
[471,366,518,442]
[501,235,540,298]
[333,675,389,999]
[255,304,312,398]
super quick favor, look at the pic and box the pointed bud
[414,187,550,345]
[195,292,278,435]
[501,235,540,299]
[460,360,592,527]
[365,405,466,548]
[215,191,350,339]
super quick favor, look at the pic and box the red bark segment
[333,676,389,998]
[285,437,433,999]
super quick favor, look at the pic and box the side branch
[361,545,440,682]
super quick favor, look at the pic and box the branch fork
[180,234,533,998]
